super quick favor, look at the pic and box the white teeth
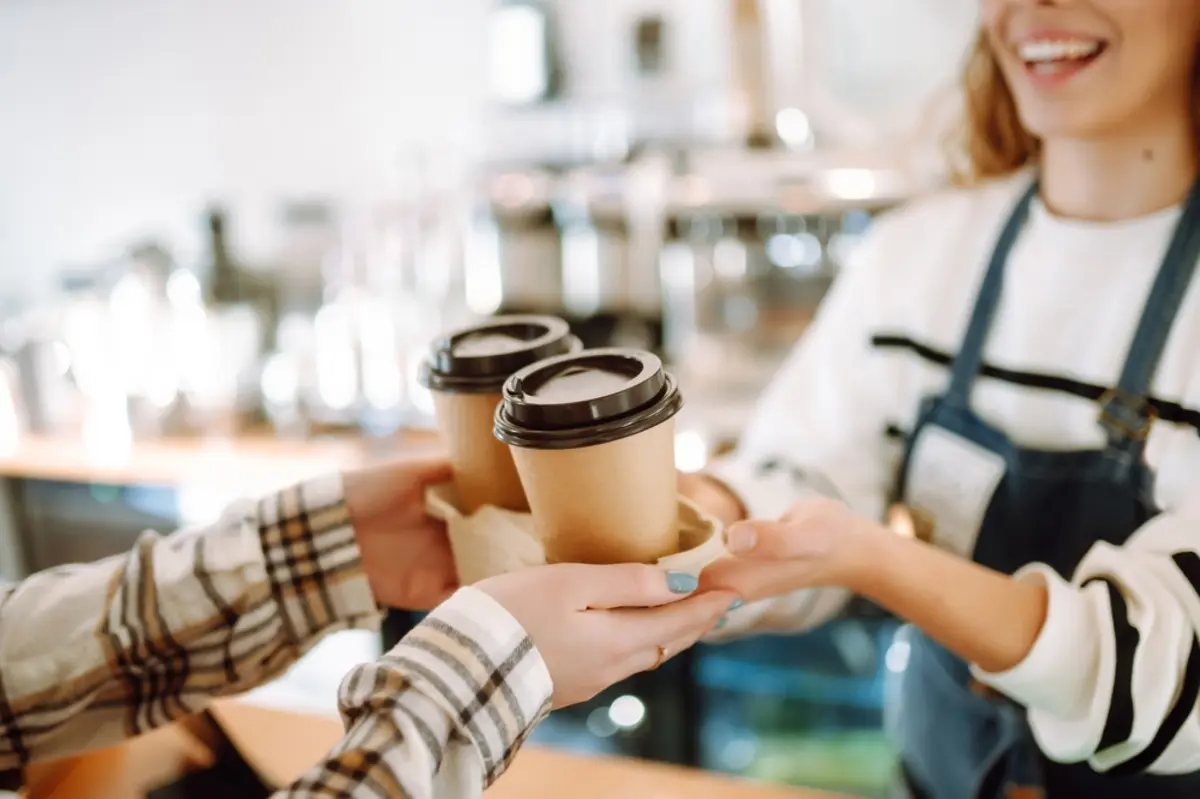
[1018,39,1102,63]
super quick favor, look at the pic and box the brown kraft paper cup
[494,348,684,564]
[419,315,579,514]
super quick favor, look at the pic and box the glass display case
[697,618,902,797]
[528,653,701,765]
[517,615,904,797]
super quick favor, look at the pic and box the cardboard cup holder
[425,482,728,585]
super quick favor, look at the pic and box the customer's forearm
[0,475,379,768]
[279,588,553,799]
[854,533,1049,673]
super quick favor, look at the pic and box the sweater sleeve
[973,498,1200,775]
[279,587,553,798]
[706,216,906,637]
[0,475,379,768]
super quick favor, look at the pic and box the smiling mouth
[1016,37,1108,77]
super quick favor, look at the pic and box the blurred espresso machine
[465,0,956,377]
[461,152,911,388]
[463,159,669,354]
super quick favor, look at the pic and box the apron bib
[889,179,1200,798]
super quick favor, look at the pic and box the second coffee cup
[420,315,579,514]
[494,348,684,564]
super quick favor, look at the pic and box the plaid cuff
[258,475,380,646]
[385,587,553,786]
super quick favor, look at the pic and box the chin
[1015,103,1117,142]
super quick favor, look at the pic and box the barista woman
[684,1,1200,796]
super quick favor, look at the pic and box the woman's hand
[343,455,459,611]
[700,498,1048,673]
[478,564,739,708]
[698,497,884,600]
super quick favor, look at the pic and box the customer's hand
[699,498,886,601]
[478,564,739,708]
[343,455,458,611]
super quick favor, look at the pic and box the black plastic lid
[418,315,579,393]
[494,348,684,450]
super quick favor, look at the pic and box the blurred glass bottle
[107,242,180,439]
[192,208,267,435]
[205,208,241,305]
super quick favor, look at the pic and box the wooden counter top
[0,431,440,489]
[492,749,839,799]
[24,701,844,798]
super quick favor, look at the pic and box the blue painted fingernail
[728,598,744,611]
[666,571,699,594]
[716,616,729,629]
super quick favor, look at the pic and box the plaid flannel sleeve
[280,587,554,798]
[0,474,379,769]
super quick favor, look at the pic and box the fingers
[648,600,740,672]
[562,563,703,610]
[609,590,738,660]
[698,558,802,603]
[344,454,453,503]
[403,454,454,487]
[724,520,800,558]
[590,590,738,685]
[724,497,851,558]
[404,582,459,612]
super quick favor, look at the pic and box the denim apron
[888,177,1200,798]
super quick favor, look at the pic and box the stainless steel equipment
[274,201,341,314]
[731,0,777,147]
[659,159,908,403]
[660,208,832,386]
[555,162,665,320]
[464,169,565,315]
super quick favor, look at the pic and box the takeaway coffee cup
[419,315,579,514]
[493,348,684,564]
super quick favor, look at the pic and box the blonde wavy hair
[946,30,1200,186]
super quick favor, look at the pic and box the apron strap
[1099,178,1200,445]
[944,182,1040,408]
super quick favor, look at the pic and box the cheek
[1104,0,1200,87]
[1101,0,1200,29]
[977,0,1002,18]
[978,1,1004,37]
[1115,35,1197,106]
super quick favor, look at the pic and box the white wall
[0,0,955,302]
[0,0,493,300]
